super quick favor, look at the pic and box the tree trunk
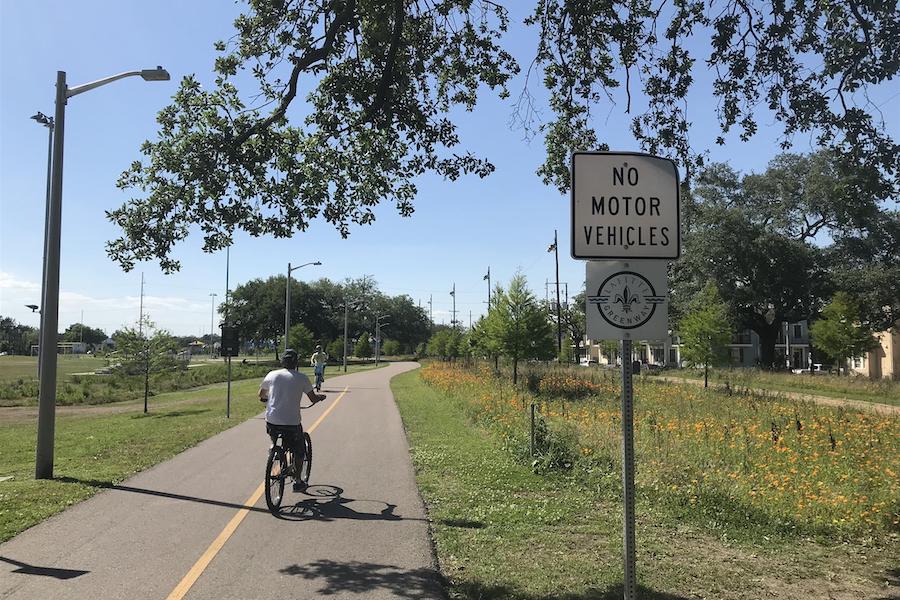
[704,363,708,388]
[274,342,279,362]
[755,323,780,370]
[513,358,518,385]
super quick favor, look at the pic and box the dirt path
[656,375,899,416]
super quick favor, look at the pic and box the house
[585,320,812,369]
[849,327,900,380]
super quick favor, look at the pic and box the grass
[392,364,900,599]
[0,354,106,383]
[0,359,375,407]
[0,363,380,542]
[656,368,900,406]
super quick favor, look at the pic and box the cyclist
[259,349,324,492]
[310,344,328,391]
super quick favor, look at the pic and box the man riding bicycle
[310,344,328,391]
[259,349,324,492]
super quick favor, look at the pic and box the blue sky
[2,1,898,336]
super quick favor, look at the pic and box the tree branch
[233,0,357,147]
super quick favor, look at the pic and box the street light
[375,314,390,366]
[35,66,170,480]
[285,261,321,351]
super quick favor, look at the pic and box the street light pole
[209,293,218,354]
[553,230,562,355]
[284,261,322,351]
[35,66,170,480]
[30,111,53,379]
[375,314,390,366]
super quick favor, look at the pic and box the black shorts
[266,422,303,450]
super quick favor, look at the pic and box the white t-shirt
[260,368,313,426]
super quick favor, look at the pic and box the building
[849,327,900,380]
[586,320,812,370]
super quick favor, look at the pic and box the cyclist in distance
[310,344,328,391]
[259,349,324,492]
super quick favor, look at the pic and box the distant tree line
[223,276,431,360]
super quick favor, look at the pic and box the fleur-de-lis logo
[614,286,639,313]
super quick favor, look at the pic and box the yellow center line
[165,385,350,600]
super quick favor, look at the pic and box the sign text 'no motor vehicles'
[571,152,680,260]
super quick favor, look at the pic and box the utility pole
[469,310,472,329]
[450,283,457,328]
[484,266,491,308]
[549,230,562,354]
[428,295,433,331]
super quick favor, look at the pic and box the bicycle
[314,364,325,392]
[265,424,313,514]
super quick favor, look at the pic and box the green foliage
[326,339,344,361]
[810,292,877,373]
[679,283,733,374]
[354,334,372,359]
[110,3,898,273]
[285,322,315,357]
[671,152,898,368]
[112,319,180,376]
[227,275,430,354]
[62,323,107,346]
[426,328,465,360]
[485,273,555,383]
[381,339,401,356]
[0,316,37,355]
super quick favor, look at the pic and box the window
[793,324,802,339]
[669,348,677,364]
[853,357,863,368]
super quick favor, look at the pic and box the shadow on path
[279,559,446,599]
[276,487,426,523]
[0,556,89,580]
[56,477,270,514]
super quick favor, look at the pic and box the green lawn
[0,354,107,383]
[392,367,898,600]
[0,363,380,542]
[657,368,900,406]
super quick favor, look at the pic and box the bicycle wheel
[297,432,312,484]
[265,445,286,513]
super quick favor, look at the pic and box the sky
[1,1,898,337]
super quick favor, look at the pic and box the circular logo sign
[588,271,664,330]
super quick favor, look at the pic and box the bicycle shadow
[274,484,424,523]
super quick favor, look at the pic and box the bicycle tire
[297,432,312,484]
[265,445,286,513]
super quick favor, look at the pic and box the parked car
[791,363,825,375]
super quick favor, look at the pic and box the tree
[560,290,585,362]
[326,339,344,362]
[285,322,315,358]
[113,318,180,411]
[678,283,733,388]
[108,2,897,272]
[671,152,897,368]
[810,292,877,375]
[486,273,554,384]
[62,323,107,347]
[381,339,401,356]
[0,317,36,355]
[354,334,372,359]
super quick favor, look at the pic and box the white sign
[571,152,680,259]
[586,261,668,340]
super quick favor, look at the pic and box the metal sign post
[621,338,636,599]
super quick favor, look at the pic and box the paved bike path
[0,362,444,600]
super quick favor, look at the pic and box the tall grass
[0,362,277,406]
[420,361,900,540]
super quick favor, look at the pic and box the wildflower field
[420,362,900,540]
